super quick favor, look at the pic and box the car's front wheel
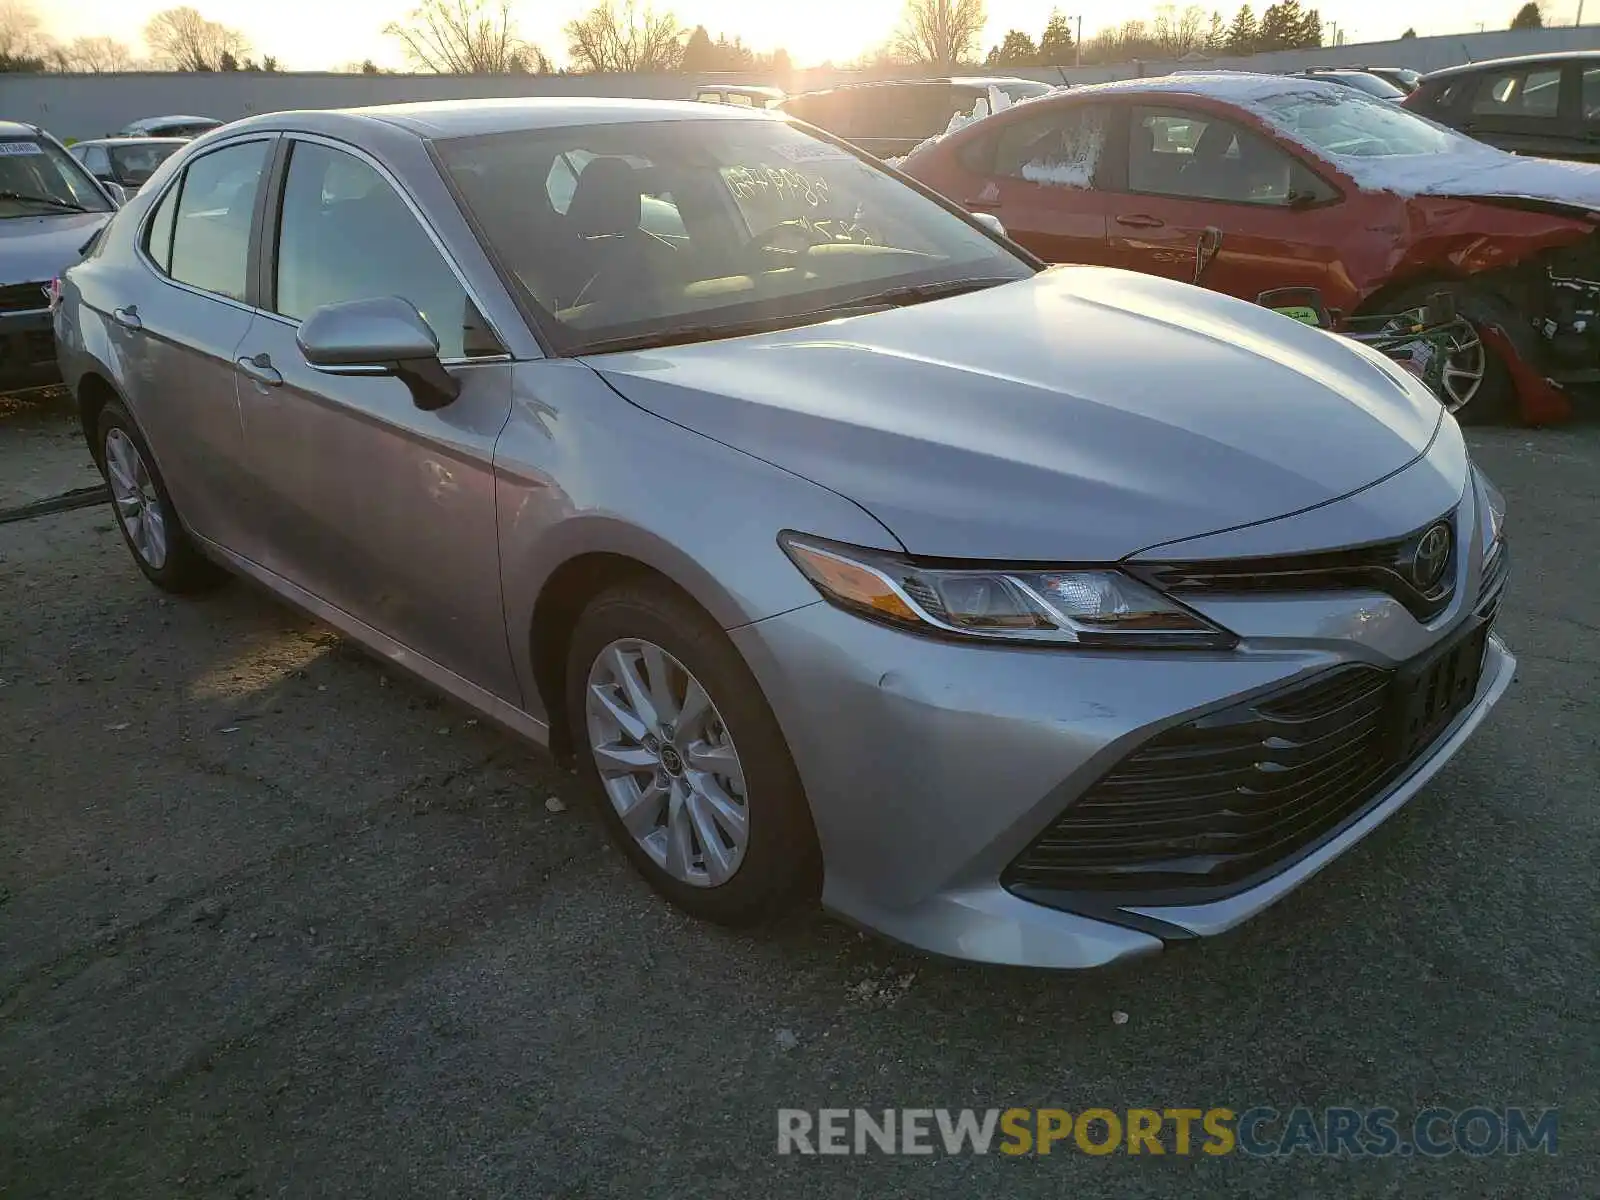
[565,580,819,924]
[97,401,223,593]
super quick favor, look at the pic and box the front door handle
[964,197,1001,210]
[1115,213,1165,229]
[237,352,282,387]
[112,305,141,330]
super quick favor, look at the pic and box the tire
[96,401,224,593]
[565,580,820,925]
[1386,282,1516,425]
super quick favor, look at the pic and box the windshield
[0,139,111,215]
[438,117,1032,352]
[1257,89,1472,158]
[1334,73,1407,100]
[108,141,183,186]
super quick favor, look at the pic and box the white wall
[8,25,1600,143]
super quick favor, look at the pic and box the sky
[40,0,1597,73]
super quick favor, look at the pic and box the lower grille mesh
[1006,629,1490,898]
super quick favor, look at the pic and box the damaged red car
[899,73,1600,423]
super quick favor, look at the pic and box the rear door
[232,135,519,699]
[115,136,274,555]
[1457,60,1579,159]
[1101,104,1346,304]
[931,100,1114,265]
[1575,64,1600,161]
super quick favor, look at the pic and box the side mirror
[971,211,1007,238]
[297,296,461,411]
[101,180,127,207]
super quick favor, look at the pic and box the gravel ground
[1,390,1595,1198]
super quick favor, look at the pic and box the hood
[0,211,110,287]
[588,268,1443,562]
[1341,144,1600,212]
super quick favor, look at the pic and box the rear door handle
[1115,213,1165,229]
[237,352,282,387]
[112,305,141,330]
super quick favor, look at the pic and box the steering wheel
[749,220,833,255]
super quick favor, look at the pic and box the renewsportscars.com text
[777,1106,1559,1158]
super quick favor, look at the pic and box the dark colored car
[779,77,1056,159]
[901,72,1600,424]
[1406,52,1600,162]
[70,138,187,196]
[0,121,116,391]
[1287,69,1408,101]
[1359,66,1422,94]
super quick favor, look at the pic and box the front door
[1101,104,1347,307]
[1458,61,1578,160]
[233,137,518,700]
[115,137,274,554]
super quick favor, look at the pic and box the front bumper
[732,590,1514,969]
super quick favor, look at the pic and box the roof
[229,97,775,140]
[0,120,38,138]
[1423,50,1600,81]
[123,114,218,126]
[791,75,1046,97]
[1060,71,1352,105]
[72,136,189,149]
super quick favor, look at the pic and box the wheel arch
[520,521,780,766]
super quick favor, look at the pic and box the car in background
[691,84,784,108]
[1286,68,1408,101]
[900,72,1600,423]
[0,121,117,392]
[54,98,1513,969]
[1406,51,1600,161]
[780,76,1056,159]
[1357,66,1421,94]
[69,137,187,196]
[116,115,222,139]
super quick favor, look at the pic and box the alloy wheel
[585,638,750,888]
[104,428,168,569]
[1438,321,1488,414]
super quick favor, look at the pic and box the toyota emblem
[1409,522,1452,590]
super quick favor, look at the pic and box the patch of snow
[1020,159,1095,188]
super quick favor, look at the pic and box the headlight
[779,534,1235,649]
[1475,464,1506,555]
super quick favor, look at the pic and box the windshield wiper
[0,190,90,214]
[570,304,887,357]
[841,276,1021,308]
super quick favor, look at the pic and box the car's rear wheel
[97,402,223,593]
[1387,282,1516,424]
[565,581,819,924]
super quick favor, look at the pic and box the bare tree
[63,36,136,72]
[144,7,249,71]
[0,0,44,63]
[1153,4,1209,57]
[565,1,683,73]
[891,0,987,68]
[386,0,545,73]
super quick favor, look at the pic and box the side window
[974,106,1108,188]
[1127,106,1313,206]
[81,146,111,177]
[167,140,269,301]
[143,177,183,274]
[1583,67,1600,121]
[1472,67,1562,117]
[273,141,497,359]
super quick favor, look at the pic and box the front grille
[1135,513,1460,622]
[0,281,49,314]
[1005,625,1491,898]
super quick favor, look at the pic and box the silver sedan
[54,98,1513,968]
